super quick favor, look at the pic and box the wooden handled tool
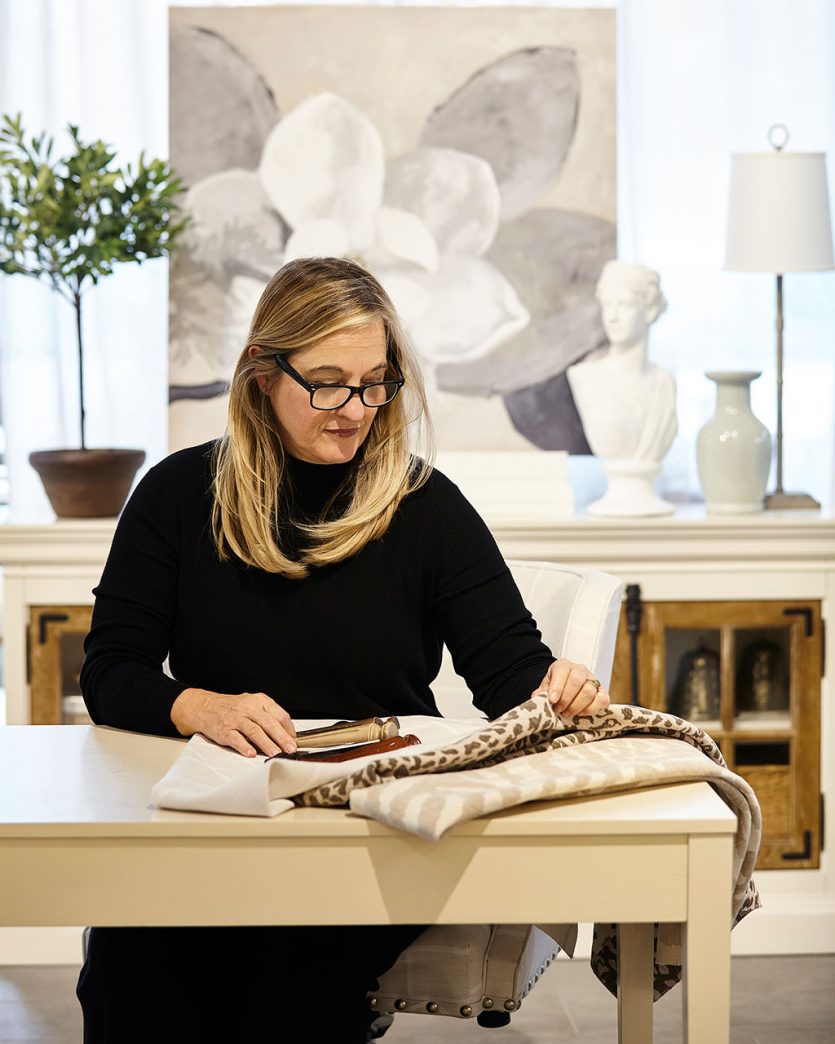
[295,716,401,749]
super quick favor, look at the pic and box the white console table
[0,507,833,959]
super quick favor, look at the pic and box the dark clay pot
[29,448,146,518]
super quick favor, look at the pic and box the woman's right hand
[170,688,297,758]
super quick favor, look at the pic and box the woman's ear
[248,345,268,393]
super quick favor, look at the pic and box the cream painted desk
[0,726,737,1043]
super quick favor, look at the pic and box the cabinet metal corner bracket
[782,607,813,637]
[37,612,70,645]
[781,830,812,861]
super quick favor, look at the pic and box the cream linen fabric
[150,714,486,816]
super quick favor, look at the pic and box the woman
[77,257,609,1043]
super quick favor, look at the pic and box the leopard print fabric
[295,696,762,1000]
[297,697,728,807]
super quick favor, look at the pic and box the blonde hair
[211,257,434,579]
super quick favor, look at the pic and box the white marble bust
[567,261,678,515]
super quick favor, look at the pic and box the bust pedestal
[587,460,674,517]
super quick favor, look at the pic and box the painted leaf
[420,47,580,222]
[283,219,351,263]
[170,26,279,189]
[259,92,384,251]
[183,169,287,282]
[504,372,592,454]
[382,255,529,366]
[169,256,266,387]
[385,147,500,256]
[367,206,439,272]
[437,208,615,395]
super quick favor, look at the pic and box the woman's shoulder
[132,440,219,503]
[407,458,457,496]
[403,459,480,519]
[146,440,217,481]
[400,460,498,559]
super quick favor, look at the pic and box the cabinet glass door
[28,606,93,725]
[611,597,821,869]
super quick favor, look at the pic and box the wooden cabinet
[27,605,93,725]
[610,595,822,869]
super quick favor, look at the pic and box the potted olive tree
[0,113,187,517]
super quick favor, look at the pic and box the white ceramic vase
[696,371,771,513]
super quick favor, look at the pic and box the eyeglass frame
[269,351,405,411]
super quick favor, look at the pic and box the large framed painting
[168,5,616,454]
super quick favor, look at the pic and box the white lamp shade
[725,151,834,272]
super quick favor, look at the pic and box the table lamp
[724,124,834,509]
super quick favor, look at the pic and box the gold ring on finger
[589,678,601,692]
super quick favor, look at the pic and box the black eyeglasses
[271,353,405,411]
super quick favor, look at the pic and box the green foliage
[0,113,190,448]
[0,112,189,305]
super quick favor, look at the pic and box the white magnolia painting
[168,5,616,453]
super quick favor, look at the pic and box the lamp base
[764,490,821,510]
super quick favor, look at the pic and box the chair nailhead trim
[426,1002,439,1013]
[460,1005,473,1017]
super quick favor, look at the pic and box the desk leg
[617,922,654,1044]
[683,834,733,1044]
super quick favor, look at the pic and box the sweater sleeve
[80,457,193,737]
[428,472,555,718]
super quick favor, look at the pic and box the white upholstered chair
[368,560,623,1035]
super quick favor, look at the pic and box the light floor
[0,955,833,1042]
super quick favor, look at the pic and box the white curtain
[618,0,835,504]
[1,0,833,519]
[0,0,169,520]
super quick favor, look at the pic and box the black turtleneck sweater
[80,442,554,736]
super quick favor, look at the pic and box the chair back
[433,560,623,719]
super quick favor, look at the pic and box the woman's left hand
[532,658,610,717]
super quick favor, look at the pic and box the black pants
[76,925,425,1043]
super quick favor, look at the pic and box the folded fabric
[151,696,761,1000]
[150,714,486,817]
